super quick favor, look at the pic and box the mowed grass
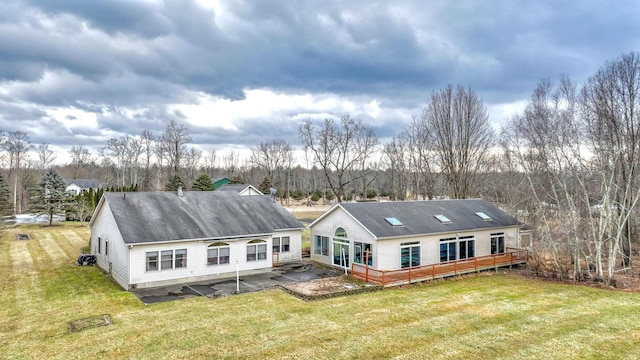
[1,225,639,359]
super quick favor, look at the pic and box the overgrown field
[1,224,639,359]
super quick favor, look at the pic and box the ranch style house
[308,199,529,286]
[89,190,304,290]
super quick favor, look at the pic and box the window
[434,214,452,224]
[161,250,173,270]
[333,238,350,267]
[175,249,187,268]
[475,212,492,221]
[105,240,109,256]
[314,235,329,256]
[97,237,101,254]
[491,233,506,254]
[439,237,457,262]
[354,242,372,266]
[247,239,267,262]
[208,242,230,265]
[384,217,403,226]
[272,237,290,253]
[401,241,420,268]
[146,251,158,271]
[458,236,475,259]
[334,227,347,238]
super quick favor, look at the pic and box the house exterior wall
[374,227,520,270]
[309,207,376,266]
[90,202,130,289]
[273,229,303,263]
[310,206,521,271]
[128,229,302,288]
[66,184,82,196]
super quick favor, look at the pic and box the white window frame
[401,241,420,268]
[491,233,506,254]
[314,235,329,256]
[208,242,230,266]
[146,251,158,272]
[247,240,267,262]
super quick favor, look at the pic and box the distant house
[64,179,99,196]
[89,191,304,289]
[216,184,264,196]
[212,177,231,189]
[308,199,529,285]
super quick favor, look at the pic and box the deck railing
[351,247,528,287]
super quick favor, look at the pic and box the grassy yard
[1,224,639,359]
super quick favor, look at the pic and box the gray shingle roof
[65,179,100,189]
[332,199,522,239]
[101,191,303,244]
[216,184,258,193]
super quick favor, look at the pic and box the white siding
[310,205,522,271]
[309,207,376,268]
[129,230,303,288]
[272,229,303,263]
[90,199,304,289]
[90,202,130,289]
[375,228,520,270]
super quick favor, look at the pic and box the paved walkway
[132,260,342,304]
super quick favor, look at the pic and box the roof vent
[178,184,184,197]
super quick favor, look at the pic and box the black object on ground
[75,254,97,266]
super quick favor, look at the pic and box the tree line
[1,52,639,283]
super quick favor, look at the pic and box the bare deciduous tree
[35,143,56,173]
[222,150,240,178]
[299,115,378,202]
[161,120,191,176]
[250,140,294,190]
[140,130,155,191]
[183,147,202,188]
[422,85,494,199]
[69,145,93,179]
[2,131,32,214]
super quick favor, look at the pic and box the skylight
[434,214,451,224]
[385,217,404,226]
[475,212,492,221]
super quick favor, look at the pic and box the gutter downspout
[128,244,132,290]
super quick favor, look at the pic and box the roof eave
[375,224,523,241]
[125,232,277,246]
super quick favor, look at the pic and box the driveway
[132,260,342,304]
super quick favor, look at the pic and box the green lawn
[1,224,639,359]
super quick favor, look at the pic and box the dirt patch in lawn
[278,276,382,301]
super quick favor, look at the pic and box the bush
[291,189,305,201]
[367,189,378,199]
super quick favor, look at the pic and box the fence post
[365,249,370,282]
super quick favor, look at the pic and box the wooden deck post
[365,249,370,282]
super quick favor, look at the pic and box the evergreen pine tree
[258,176,272,195]
[230,174,244,184]
[191,173,215,191]
[165,174,184,191]
[30,169,70,226]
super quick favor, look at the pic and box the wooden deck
[351,248,528,287]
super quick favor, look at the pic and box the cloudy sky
[1,0,639,163]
